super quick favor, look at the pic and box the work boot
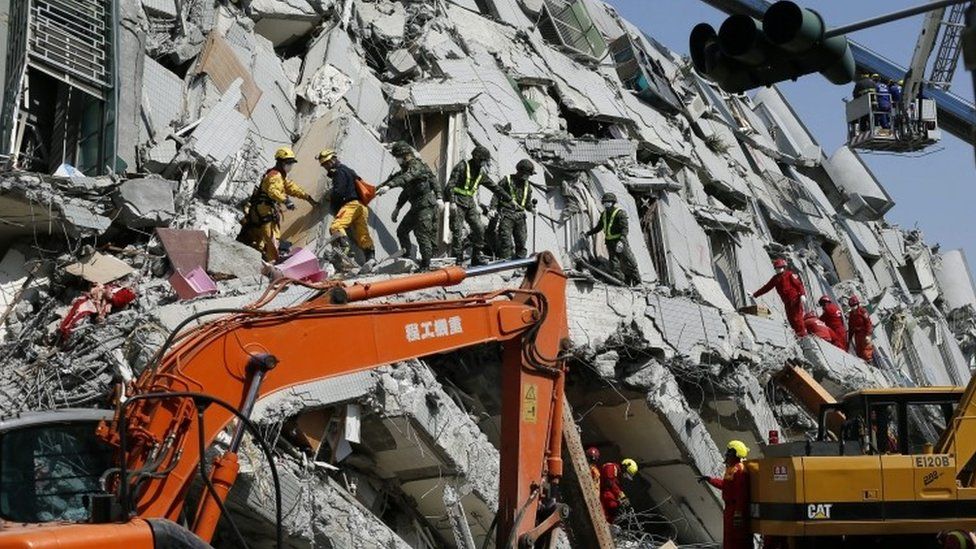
[360,249,377,274]
[419,258,431,271]
[471,252,488,266]
[454,253,465,265]
[335,236,352,257]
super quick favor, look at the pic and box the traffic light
[690,1,855,93]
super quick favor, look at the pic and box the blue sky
[607,0,976,264]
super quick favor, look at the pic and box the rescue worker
[875,75,892,130]
[889,78,904,104]
[804,312,834,344]
[586,447,601,499]
[446,146,506,265]
[853,73,876,98]
[584,192,640,286]
[318,149,375,269]
[753,258,808,338]
[240,147,317,262]
[496,160,537,259]
[600,458,638,524]
[819,296,847,351]
[377,141,442,270]
[698,441,751,549]
[848,295,875,362]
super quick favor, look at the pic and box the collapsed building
[0,0,974,547]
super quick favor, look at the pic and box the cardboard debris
[66,253,136,285]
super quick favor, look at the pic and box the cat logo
[807,504,833,520]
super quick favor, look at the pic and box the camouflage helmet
[391,141,413,157]
[601,192,618,204]
[472,146,491,162]
[516,159,536,175]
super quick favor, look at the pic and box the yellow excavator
[754,365,976,547]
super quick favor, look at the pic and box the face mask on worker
[603,201,614,209]
[397,155,408,167]
[282,162,295,175]
[775,266,785,274]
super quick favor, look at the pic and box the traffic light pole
[823,0,972,39]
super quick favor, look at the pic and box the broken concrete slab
[207,233,264,280]
[113,177,177,228]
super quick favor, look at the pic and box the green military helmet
[602,192,617,204]
[472,146,491,162]
[516,159,536,175]
[391,141,413,157]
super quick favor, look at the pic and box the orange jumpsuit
[708,461,752,549]
[848,305,874,361]
[754,270,807,337]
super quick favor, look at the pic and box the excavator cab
[816,387,962,455]
[0,409,114,524]
[846,92,941,153]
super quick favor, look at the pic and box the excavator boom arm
[105,254,568,547]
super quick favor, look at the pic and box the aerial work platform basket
[846,92,941,153]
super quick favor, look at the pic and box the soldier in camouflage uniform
[377,141,442,270]
[584,192,641,286]
[445,145,508,265]
[495,159,537,259]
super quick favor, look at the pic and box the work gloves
[305,196,319,207]
[391,208,401,223]
[284,198,297,211]
[615,241,624,253]
[696,475,710,484]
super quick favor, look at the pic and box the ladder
[929,2,973,89]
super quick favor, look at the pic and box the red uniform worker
[818,296,847,350]
[586,447,601,500]
[803,312,834,343]
[754,258,807,337]
[700,441,752,549]
[599,459,637,524]
[848,295,874,362]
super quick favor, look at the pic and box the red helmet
[849,295,860,306]
[804,311,816,319]
[773,258,787,269]
[586,447,600,462]
[601,462,621,481]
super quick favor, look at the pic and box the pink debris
[168,266,218,301]
[59,284,138,340]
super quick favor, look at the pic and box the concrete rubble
[0,0,974,547]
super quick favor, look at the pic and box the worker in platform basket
[818,295,847,351]
[848,295,875,362]
[699,440,752,549]
[853,73,876,98]
[600,458,637,524]
[239,147,317,262]
[753,258,808,338]
[584,192,640,286]
[318,148,375,269]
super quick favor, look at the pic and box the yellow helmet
[317,148,336,163]
[727,440,749,459]
[275,147,297,162]
[622,458,638,476]
[870,73,879,79]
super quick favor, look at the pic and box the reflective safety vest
[453,162,483,196]
[506,175,530,208]
[603,207,623,241]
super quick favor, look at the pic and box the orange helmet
[773,258,787,269]
[586,447,600,462]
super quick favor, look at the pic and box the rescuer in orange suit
[699,440,752,549]
[819,295,848,350]
[753,258,807,338]
[848,295,875,362]
[600,458,637,524]
[586,446,601,499]
[803,312,834,344]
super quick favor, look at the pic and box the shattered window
[764,171,821,218]
[637,196,669,285]
[709,231,745,308]
[538,0,608,59]
[0,421,113,523]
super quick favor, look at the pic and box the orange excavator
[0,253,573,548]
